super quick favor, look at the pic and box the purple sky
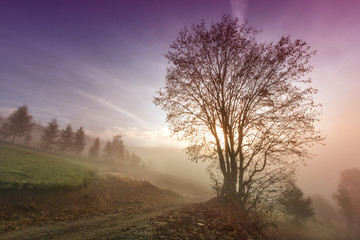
[0,0,232,145]
[1,0,359,198]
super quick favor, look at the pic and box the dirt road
[1,202,184,240]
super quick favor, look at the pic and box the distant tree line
[0,105,144,167]
[90,134,143,167]
[40,119,85,154]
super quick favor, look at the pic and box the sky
[1,0,359,199]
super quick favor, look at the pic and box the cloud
[77,90,146,125]
[96,125,183,147]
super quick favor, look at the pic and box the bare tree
[39,119,59,149]
[0,105,34,143]
[154,15,324,210]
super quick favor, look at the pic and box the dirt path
[0,202,185,240]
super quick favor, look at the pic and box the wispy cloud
[99,126,182,147]
[77,90,146,125]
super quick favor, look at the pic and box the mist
[1,0,360,239]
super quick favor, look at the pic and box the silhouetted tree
[39,119,59,149]
[0,105,34,143]
[88,137,100,159]
[111,135,125,161]
[279,181,314,222]
[103,140,112,161]
[58,124,73,152]
[73,126,85,154]
[334,168,360,232]
[154,15,324,210]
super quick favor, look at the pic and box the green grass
[0,141,96,191]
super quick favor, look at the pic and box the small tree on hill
[333,168,360,232]
[88,137,100,159]
[279,181,314,222]
[111,135,125,161]
[103,140,112,161]
[73,126,85,154]
[58,124,74,152]
[39,119,59,149]
[0,105,34,143]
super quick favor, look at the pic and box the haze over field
[1,0,359,200]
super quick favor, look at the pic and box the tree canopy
[73,126,85,154]
[334,168,360,232]
[278,181,314,222]
[154,15,324,210]
[58,124,74,152]
[40,119,59,149]
[89,137,100,159]
[101,135,125,162]
[0,105,34,143]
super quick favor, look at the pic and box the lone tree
[333,168,360,231]
[39,119,59,149]
[278,181,314,222]
[58,124,74,152]
[73,126,85,154]
[154,15,324,210]
[1,105,34,143]
[88,137,100,159]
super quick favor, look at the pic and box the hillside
[0,142,351,239]
[0,141,96,191]
[0,174,184,235]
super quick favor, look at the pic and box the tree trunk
[222,172,237,198]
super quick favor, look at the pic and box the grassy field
[0,141,96,191]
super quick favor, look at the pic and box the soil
[0,175,267,239]
[154,197,265,240]
[0,174,186,239]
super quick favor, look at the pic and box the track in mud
[1,202,186,240]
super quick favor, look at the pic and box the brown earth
[154,197,266,240]
[0,175,275,240]
[0,174,186,239]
